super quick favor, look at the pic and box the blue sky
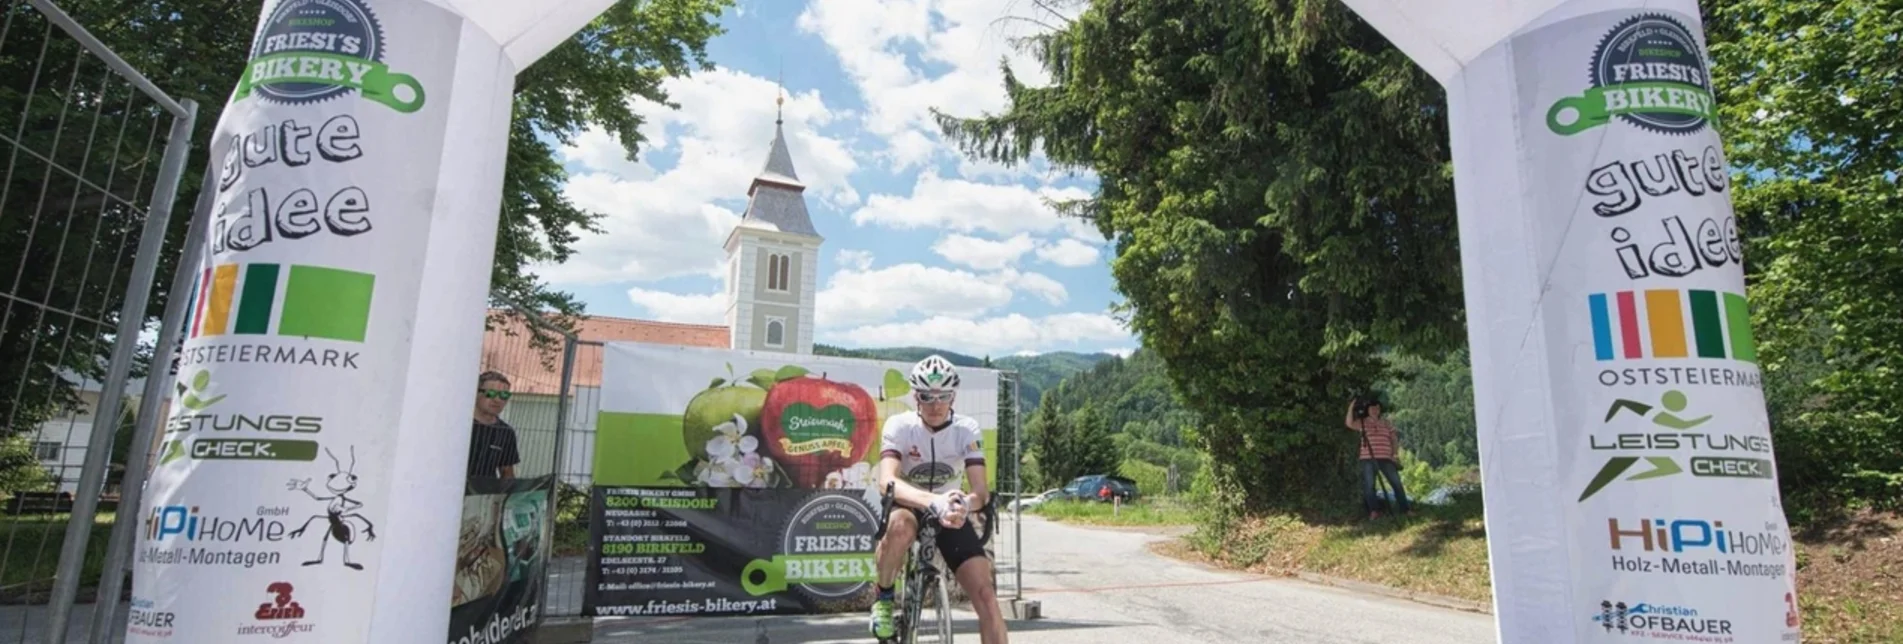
[532,0,1133,357]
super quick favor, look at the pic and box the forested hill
[811,344,1114,412]
[1034,348,1198,447]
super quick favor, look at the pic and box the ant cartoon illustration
[288,446,377,570]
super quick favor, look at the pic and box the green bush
[0,435,54,495]
[1394,447,1474,498]
[1119,460,1169,495]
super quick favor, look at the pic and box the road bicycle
[872,482,997,644]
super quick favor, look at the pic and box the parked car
[1059,474,1138,503]
[1006,488,1060,512]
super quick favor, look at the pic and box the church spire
[737,80,818,238]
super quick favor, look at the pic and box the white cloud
[797,0,1086,172]
[932,233,1034,271]
[887,130,937,171]
[1036,238,1099,267]
[815,262,1069,328]
[835,312,1131,355]
[1104,347,1137,358]
[561,128,656,181]
[990,269,1067,305]
[852,173,1100,240]
[625,288,727,325]
[817,263,1015,328]
[536,67,859,286]
[835,249,875,271]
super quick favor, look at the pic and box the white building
[22,371,156,496]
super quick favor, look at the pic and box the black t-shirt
[468,419,521,478]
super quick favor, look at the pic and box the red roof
[479,310,728,395]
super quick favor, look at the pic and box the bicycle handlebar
[873,481,998,547]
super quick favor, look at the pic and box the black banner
[448,475,553,644]
[582,486,882,617]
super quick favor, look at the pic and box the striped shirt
[1355,417,1398,461]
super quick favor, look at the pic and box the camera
[1352,394,1381,420]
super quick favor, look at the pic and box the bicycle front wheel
[922,575,954,643]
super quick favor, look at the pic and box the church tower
[724,94,821,355]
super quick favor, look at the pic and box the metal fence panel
[999,369,1024,601]
[0,1,196,642]
[474,309,593,620]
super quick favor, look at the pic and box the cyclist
[868,355,1009,643]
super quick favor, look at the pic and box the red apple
[761,373,878,487]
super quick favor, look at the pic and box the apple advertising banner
[584,343,1000,617]
[448,476,553,644]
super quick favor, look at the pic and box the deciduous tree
[938,0,1463,512]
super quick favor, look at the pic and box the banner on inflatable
[1334,1,1800,642]
[448,476,553,644]
[127,0,613,642]
[583,343,1000,617]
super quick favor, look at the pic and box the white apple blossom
[694,460,735,487]
[736,453,775,489]
[825,462,875,489]
[695,413,778,488]
[704,414,759,462]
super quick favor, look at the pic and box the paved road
[595,514,1497,643]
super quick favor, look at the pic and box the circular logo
[1587,14,1713,135]
[778,492,878,599]
[248,0,386,105]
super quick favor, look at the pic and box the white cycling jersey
[878,411,985,495]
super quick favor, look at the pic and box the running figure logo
[288,446,377,570]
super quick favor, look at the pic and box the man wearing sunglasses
[468,371,522,479]
[868,356,1009,643]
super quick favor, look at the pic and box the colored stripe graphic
[1616,291,1642,358]
[1644,290,1689,358]
[277,265,374,343]
[1724,292,1757,363]
[1688,290,1726,358]
[1589,289,1758,364]
[186,262,374,342]
[1589,294,1614,360]
[180,271,200,338]
[201,264,239,336]
[191,266,211,337]
[233,263,280,335]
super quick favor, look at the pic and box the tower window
[768,253,791,293]
[765,317,786,348]
[767,253,792,292]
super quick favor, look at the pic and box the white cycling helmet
[908,355,960,392]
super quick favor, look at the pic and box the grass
[1155,493,1902,644]
[1162,494,1493,604]
[0,513,117,604]
[1023,497,1200,527]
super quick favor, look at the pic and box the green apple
[875,369,913,428]
[876,387,912,429]
[682,379,767,461]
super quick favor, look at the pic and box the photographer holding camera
[1345,394,1410,519]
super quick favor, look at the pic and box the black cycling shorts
[899,508,989,575]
